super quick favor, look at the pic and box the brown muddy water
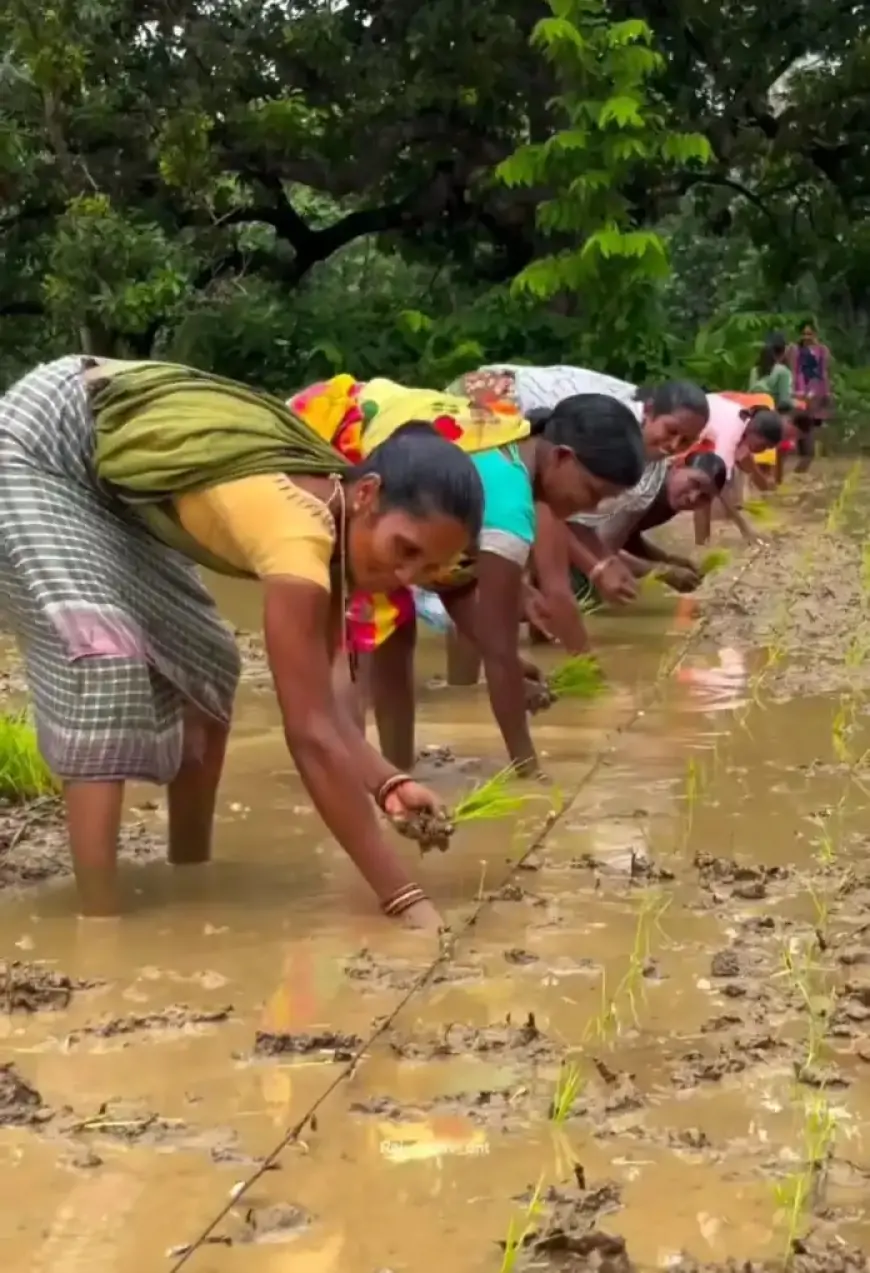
[2,463,870,1272]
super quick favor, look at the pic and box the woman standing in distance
[788,321,833,471]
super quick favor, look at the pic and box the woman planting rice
[692,394,784,545]
[605,452,728,590]
[533,381,710,616]
[0,358,484,928]
[530,453,728,617]
[289,375,647,777]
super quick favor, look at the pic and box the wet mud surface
[1,462,870,1270]
[0,800,165,890]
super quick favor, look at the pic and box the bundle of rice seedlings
[452,765,543,826]
[0,712,57,802]
[548,654,605,700]
[743,497,779,526]
[699,547,733,576]
[577,591,602,616]
[638,569,666,594]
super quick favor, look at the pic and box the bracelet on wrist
[381,883,427,917]
[375,772,413,811]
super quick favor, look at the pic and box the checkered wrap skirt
[0,357,240,783]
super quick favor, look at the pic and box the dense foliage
[1,0,868,411]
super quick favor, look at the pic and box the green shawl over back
[90,360,347,575]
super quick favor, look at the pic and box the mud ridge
[67,1004,232,1045]
[1,960,104,1012]
[387,1012,558,1062]
[253,1029,361,1061]
[345,947,482,992]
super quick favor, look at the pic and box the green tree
[497,0,710,374]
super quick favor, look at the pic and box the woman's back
[480,364,639,415]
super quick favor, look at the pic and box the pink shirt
[701,394,748,477]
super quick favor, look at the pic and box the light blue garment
[413,587,453,632]
[472,444,535,561]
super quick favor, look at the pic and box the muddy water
[2,467,870,1271]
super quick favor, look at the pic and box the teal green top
[748,361,793,408]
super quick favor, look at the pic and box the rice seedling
[451,765,550,826]
[776,941,834,1073]
[744,497,779,527]
[699,547,733,576]
[845,633,870,669]
[499,1176,545,1273]
[0,712,57,802]
[549,1058,584,1124]
[681,755,704,842]
[615,889,671,1023]
[861,543,870,595]
[774,1094,838,1261]
[548,655,605,700]
[577,590,602,617]
[586,890,670,1042]
[826,461,861,533]
[810,799,845,870]
[773,1169,812,1261]
[588,970,620,1044]
[831,696,855,765]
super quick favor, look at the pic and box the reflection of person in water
[676,647,748,712]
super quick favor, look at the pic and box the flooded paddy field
[2,463,870,1272]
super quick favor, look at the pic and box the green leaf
[531,17,586,53]
[598,96,644,128]
[660,133,713,164]
[398,309,433,336]
[607,19,653,45]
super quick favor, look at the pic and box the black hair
[640,380,709,423]
[746,408,783,446]
[350,421,483,539]
[529,393,646,488]
[757,333,787,376]
[686,450,727,492]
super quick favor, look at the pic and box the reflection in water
[376,1116,489,1164]
[676,647,748,713]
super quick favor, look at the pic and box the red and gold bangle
[381,883,427,917]
[376,772,413,811]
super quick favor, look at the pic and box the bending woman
[0,358,484,928]
[290,376,647,776]
[461,370,710,607]
[693,396,783,545]
[611,452,727,588]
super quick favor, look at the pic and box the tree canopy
[0,0,867,390]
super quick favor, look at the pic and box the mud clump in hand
[526,679,556,714]
[392,808,455,853]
